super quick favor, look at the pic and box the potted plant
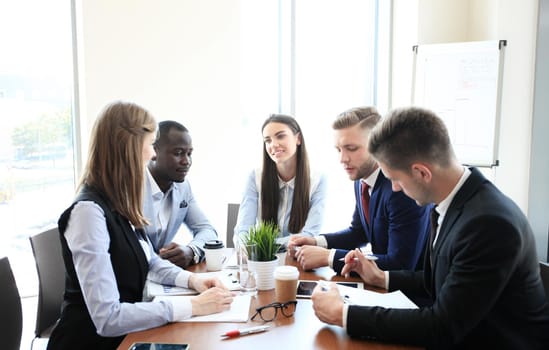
[241,221,281,290]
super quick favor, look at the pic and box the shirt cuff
[328,249,336,269]
[384,271,390,290]
[342,303,349,330]
[167,296,193,322]
[315,235,328,248]
[175,270,191,288]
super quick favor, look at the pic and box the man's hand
[311,283,344,326]
[190,287,234,316]
[159,242,194,268]
[287,235,317,258]
[295,245,330,270]
[341,248,386,289]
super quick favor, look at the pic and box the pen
[318,281,355,305]
[221,325,270,338]
[317,280,330,291]
[338,254,378,262]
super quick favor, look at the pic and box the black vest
[47,186,149,350]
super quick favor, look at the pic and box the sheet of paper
[146,270,240,297]
[337,284,418,309]
[153,294,251,322]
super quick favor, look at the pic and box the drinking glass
[237,241,257,296]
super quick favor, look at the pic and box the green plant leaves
[241,221,281,261]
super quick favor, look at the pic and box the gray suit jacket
[143,174,217,257]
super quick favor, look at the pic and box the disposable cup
[274,265,299,303]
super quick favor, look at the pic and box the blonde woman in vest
[48,101,233,350]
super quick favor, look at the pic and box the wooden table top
[118,251,423,350]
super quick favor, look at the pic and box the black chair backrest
[226,203,240,248]
[540,261,549,301]
[29,227,65,338]
[0,256,23,350]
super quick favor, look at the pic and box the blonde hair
[79,101,156,227]
[332,106,381,130]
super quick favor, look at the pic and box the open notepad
[153,294,251,322]
[336,284,418,309]
[145,270,240,297]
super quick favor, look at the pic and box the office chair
[226,203,240,248]
[29,227,65,347]
[540,261,549,301]
[0,256,23,350]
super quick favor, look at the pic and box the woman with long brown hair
[47,101,233,350]
[234,114,327,248]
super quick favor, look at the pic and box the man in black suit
[311,107,549,349]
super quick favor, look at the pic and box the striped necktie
[429,206,439,267]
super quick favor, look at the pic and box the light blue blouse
[64,201,193,337]
[234,168,327,246]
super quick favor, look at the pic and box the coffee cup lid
[274,265,299,279]
[204,240,224,249]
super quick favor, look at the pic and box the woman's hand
[188,274,227,293]
[190,287,234,316]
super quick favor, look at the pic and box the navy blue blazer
[324,171,431,273]
[346,168,549,349]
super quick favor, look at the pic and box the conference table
[118,250,423,350]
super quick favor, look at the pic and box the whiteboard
[412,40,506,167]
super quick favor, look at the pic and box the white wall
[391,0,545,258]
[75,0,546,258]
[75,0,243,240]
[529,0,549,261]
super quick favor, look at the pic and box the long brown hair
[78,101,156,227]
[261,114,310,233]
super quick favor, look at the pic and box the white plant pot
[247,256,279,290]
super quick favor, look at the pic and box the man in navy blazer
[143,120,217,268]
[311,107,549,349]
[288,107,430,274]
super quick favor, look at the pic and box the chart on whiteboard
[412,40,505,167]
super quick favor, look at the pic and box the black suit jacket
[346,168,549,349]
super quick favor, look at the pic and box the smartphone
[129,343,189,350]
[296,280,363,298]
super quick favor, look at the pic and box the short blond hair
[332,106,381,131]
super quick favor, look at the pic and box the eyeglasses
[251,301,298,322]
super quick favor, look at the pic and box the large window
[238,0,385,232]
[0,1,388,293]
[0,0,75,296]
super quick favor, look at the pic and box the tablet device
[129,343,189,350]
[296,280,363,298]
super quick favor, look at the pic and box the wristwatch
[189,245,201,265]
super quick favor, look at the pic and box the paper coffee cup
[203,240,225,271]
[274,265,299,303]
